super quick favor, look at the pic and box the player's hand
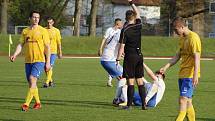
[128,0,132,2]
[98,50,102,56]
[58,53,63,59]
[10,55,16,62]
[116,60,120,65]
[159,67,166,74]
[45,63,51,72]
[192,77,199,88]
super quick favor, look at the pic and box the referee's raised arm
[128,0,140,19]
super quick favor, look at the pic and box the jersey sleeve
[119,29,126,44]
[104,28,110,39]
[190,33,201,54]
[19,29,26,44]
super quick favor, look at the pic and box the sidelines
[63,56,214,61]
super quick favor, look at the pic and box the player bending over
[133,63,165,108]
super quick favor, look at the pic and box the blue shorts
[178,78,193,98]
[133,83,157,107]
[101,61,123,78]
[25,62,45,81]
[50,54,57,66]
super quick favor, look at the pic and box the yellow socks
[176,111,186,121]
[24,87,40,106]
[24,88,34,106]
[187,106,195,121]
[33,87,40,104]
[46,69,53,84]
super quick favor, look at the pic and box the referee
[116,0,146,110]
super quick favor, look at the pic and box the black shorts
[123,55,144,79]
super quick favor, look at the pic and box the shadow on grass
[0,96,113,110]
[0,119,23,121]
[197,118,215,121]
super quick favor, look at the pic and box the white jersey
[146,77,165,107]
[101,27,121,61]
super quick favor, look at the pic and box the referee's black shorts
[122,54,144,79]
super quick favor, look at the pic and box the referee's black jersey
[119,18,142,56]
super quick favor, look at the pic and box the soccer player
[43,17,62,88]
[10,10,51,111]
[160,17,201,121]
[116,0,146,110]
[133,63,165,108]
[98,18,127,106]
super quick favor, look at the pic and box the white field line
[63,56,214,61]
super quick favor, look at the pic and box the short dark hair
[172,17,188,27]
[29,10,40,18]
[125,10,136,21]
[114,18,121,24]
[155,71,165,80]
[47,16,54,21]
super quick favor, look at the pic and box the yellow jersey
[179,31,201,78]
[46,27,61,54]
[20,25,50,63]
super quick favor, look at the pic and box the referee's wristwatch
[116,59,120,62]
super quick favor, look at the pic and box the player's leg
[122,56,136,108]
[30,62,45,110]
[186,78,195,121]
[22,64,33,111]
[187,99,195,121]
[136,58,146,110]
[101,61,125,105]
[176,96,188,121]
[44,54,57,87]
[137,78,146,110]
[107,74,113,87]
[176,78,193,121]
[127,78,135,108]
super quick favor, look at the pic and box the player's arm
[98,38,106,56]
[10,43,24,62]
[44,30,51,71]
[193,52,200,87]
[57,30,62,59]
[160,51,181,73]
[116,43,125,62]
[128,0,141,19]
[143,63,157,81]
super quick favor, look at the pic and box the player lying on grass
[98,18,127,106]
[133,63,166,108]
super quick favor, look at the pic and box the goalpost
[14,26,28,34]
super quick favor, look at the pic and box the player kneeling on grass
[10,10,51,111]
[133,63,165,108]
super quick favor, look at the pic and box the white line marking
[63,56,214,61]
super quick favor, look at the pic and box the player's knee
[29,75,37,88]
[179,96,188,105]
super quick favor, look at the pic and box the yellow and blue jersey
[46,27,61,54]
[179,31,201,78]
[20,25,50,63]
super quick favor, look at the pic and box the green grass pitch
[0,57,214,121]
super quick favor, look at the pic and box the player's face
[47,19,54,28]
[30,13,40,25]
[174,25,184,36]
[117,21,123,29]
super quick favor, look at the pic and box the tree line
[0,0,99,36]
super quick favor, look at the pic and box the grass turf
[0,34,215,57]
[0,57,214,121]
